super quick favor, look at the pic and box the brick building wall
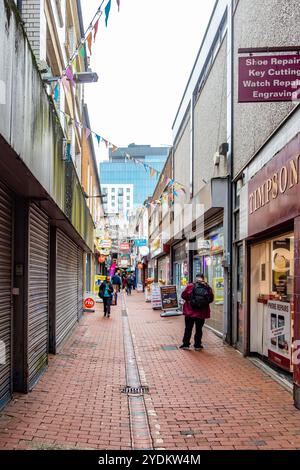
[21,0,47,62]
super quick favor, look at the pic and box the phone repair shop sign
[238,53,300,103]
[267,300,291,371]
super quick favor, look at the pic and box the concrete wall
[173,115,191,236]
[194,35,228,195]
[0,0,94,250]
[233,0,300,177]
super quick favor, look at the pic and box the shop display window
[250,233,294,372]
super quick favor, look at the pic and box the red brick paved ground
[0,292,300,450]
[127,293,300,450]
[0,301,131,450]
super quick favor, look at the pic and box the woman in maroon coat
[180,274,214,351]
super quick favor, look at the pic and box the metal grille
[0,185,12,409]
[56,230,78,348]
[28,204,49,390]
[121,386,149,395]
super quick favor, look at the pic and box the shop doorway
[250,233,294,372]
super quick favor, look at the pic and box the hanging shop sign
[139,246,150,257]
[239,53,300,103]
[134,239,147,247]
[97,239,112,250]
[267,300,291,371]
[120,242,130,252]
[248,134,300,237]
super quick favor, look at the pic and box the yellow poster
[213,277,224,303]
[94,275,106,297]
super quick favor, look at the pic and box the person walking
[180,273,214,351]
[122,274,127,292]
[126,274,133,295]
[99,276,114,318]
[111,272,121,305]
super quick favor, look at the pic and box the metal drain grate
[121,386,149,395]
[161,345,178,351]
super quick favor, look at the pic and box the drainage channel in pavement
[121,292,153,450]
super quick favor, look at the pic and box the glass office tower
[100,144,170,211]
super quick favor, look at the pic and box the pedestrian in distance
[111,272,121,305]
[99,276,114,318]
[126,274,133,295]
[180,273,214,351]
[122,275,127,292]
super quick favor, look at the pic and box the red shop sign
[238,54,300,103]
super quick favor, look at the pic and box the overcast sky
[82,0,215,155]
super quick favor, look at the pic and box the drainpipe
[17,0,22,12]
[225,0,234,345]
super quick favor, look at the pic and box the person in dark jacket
[180,274,214,350]
[99,276,114,318]
[111,273,121,305]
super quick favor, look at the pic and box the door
[0,184,13,408]
[27,203,49,390]
[56,229,79,349]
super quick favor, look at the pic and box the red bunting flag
[93,19,99,42]
[87,31,93,56]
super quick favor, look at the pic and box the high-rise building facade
[100,144,170,210]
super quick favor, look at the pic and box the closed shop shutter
[56,230,78,348]
[77,249,83,321]
[0,184,13,409]
[28,204,49,390]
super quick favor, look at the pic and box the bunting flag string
[53,0,121,105]
[56,109,186,206]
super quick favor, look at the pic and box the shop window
[250,233,294,372]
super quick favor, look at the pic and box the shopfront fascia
[243,132,300,408]
[185,178,229,338]
[150,236,170,283]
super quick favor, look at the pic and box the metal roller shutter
[56,230,78,347]
[77,249,83,321]
[0,185,13,409]
[28,204,49,390]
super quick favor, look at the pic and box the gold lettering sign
[249,154,300,215]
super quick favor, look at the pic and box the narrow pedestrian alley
[1,292,300,451]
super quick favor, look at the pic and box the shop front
[243,131,300,407]
[193,225,225,334]
[172,240,189,301]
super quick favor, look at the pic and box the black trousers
[103,297,111,316]
[182,317,205,348]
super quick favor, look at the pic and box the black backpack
[190,282,210,310]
